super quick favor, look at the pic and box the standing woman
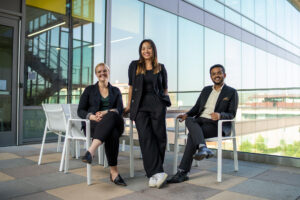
[124,39,171,188]
[78,63,126,186]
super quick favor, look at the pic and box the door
[0,16,18,146]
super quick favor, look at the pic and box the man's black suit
[179,84,238,172]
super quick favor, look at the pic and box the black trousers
[90,111,124,166]
[178,117,219,172]
[135,94,167,178]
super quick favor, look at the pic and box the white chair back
[68,104,85,138]
[42,104,67,132]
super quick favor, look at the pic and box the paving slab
[46,182,133,200]
[22,172,86,191]
[187,170,248,190]
[125,182,221,200]
[11,192,62,200]
[0,158,35,169]
[207,162,269,178]
[229,179,300,200]
[2,164,57,179]
[253,169,300,187]
[46,158,86,170]
[0,152,21,160]
[272,165,300,174]
[0,171,15,182]
[26,153,62,164]
[206,191,268,200]
[0,179,41,199]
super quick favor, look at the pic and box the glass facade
[23,0,300,158]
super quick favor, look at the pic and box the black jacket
[128,60,170,120]
[186,84,238,136]
[77,82,123,119]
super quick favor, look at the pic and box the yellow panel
[26,0,66,15]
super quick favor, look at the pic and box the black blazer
[186,84,238,136]
[77,82,123,119]
[128,60,170,120]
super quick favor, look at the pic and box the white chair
[60,104,111,184]
[39,104,67,165]
[60,104,92,185]
[173,119,238,182]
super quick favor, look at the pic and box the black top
[77,82,123,119]
[143,70,155,94]
[128,60,170,120]
[100,96,110,111]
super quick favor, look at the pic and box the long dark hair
[136,39,161,75]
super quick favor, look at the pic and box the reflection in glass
[225,36,241,89]
[225,0,240,26]
[111,0,144,92]
[204,0,224,18]
[204,28,224,85]
[255,48,267,89]
[0,25,13,131]
[25,0,105,105]
[145,5,178,91]
[178,17,204,92]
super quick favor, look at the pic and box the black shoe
[167,170,189,184]
[193,146,214,161]
[82,151,93,164]
[110,174,127,186]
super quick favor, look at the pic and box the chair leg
[166,131,170,152]
[192,160,199,167]
[104,153,108,168]
[122,140,125,152]
[59,139,67,172]
[129,120,134,177]
[173,118,179,174]
[233,138,239,171]
[57,135,62,152]
[64,138,70,173]
[75,140,80,159]
[86,139,92,185]
[217,140,222,182]
[99,145,104,165]
[38,126,48,165]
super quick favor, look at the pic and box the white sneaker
[148,176,157,188]
[154,172,168,189]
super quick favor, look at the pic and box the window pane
[255,48,267,89]
[225,36,241,89]
[111,0,144,88]
[242,42,255,89]
[178,17,204,91]
[145,5,178,91]
[204,28,224,85]
[204,0,224,18]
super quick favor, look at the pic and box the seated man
[168,64,238,183]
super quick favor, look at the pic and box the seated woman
[77,63,126,186]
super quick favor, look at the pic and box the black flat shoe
[110,174,127,186]
[167,170,189,184]
[193,146,214,161]
[82,151,93,164]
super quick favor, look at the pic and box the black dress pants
[135,94,167,178]
[90,111,124,166]
[178,117,219,172]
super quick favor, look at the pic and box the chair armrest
[68,118,90,123]
[67,119,91,139]
[217,119,235,138]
